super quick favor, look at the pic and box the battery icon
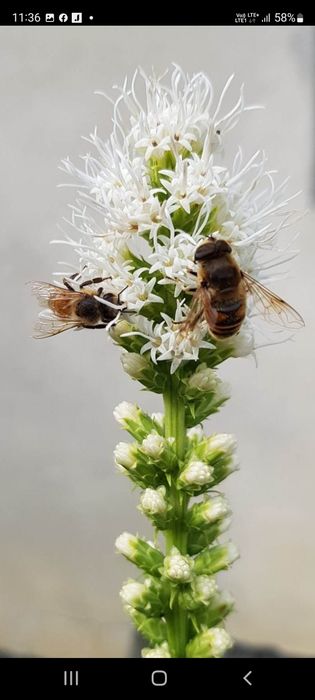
[297,13,304,22]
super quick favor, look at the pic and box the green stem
[163,375,189,658]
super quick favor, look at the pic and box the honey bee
[182,237,304,338]
[30,274,127,338]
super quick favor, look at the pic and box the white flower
[114,401,139,425]
[122,276,163,312]
[142,642,171,658]
[115,532,137,558]
[47,65,301,371]
[120,581,146,607]
[140,487,167,515]
[141,433,165,459]
[180,460,214,487]
[164,547,192,582]
[114,442,136,470]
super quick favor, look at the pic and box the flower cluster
[114,399,238,657]
[54,65,300,372]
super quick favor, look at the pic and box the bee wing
[199,286,219,331]
[33,311,80,339]
[242,272,304,329]
[181,288,218,333]
[29,281,83,307]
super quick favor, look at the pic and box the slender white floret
[49,65,300,368]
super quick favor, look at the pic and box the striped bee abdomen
[212,298,246,338]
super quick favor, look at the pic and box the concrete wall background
[0,25,314,657]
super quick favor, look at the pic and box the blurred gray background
[0,26,314,657]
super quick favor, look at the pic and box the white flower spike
[34,64,303,658]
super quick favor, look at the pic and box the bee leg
[63,279,76,291]
[82,324,108,330]
[80,276,112,289]
[117,285,129,304]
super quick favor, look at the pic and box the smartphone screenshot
[0,8,313,693]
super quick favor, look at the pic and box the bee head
[194,237,232,263]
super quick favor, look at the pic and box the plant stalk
[163,375,189,657]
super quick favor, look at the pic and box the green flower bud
[186,627,233,658]
[205,433,237,459]
[194,542,239,575]
[114,401,163,441]
[114,401,140,426]
[201,590,235,627]
[121,351,150,380]
[189,495,230,527]
[110,319,134,342]
[186,364,230,398]
[125,606,167,645]
[187,425,204,443]
[120,576,166,616]
[140,486,167,516]
[178,460,214,493]
[179,575,218,610]
[120,581,147,608]
[115,532,164,575]
[141,432,165,459]
[151,412,164,431]
[141,641,171,658]
[139,487,170,529]
[163,547,193,583]
[114,441,137,471]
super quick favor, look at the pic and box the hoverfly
[30,273,127,338]
[182,237,304,338]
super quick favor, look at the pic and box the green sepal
[126,607,167,645]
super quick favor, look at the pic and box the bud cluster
[114,397,239,657]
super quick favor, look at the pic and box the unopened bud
[186,627,233,658]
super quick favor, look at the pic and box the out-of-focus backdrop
[0,26,314,657]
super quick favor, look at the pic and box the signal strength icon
[262,13,271,22]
